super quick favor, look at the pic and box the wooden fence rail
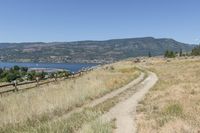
[0,68,94,95]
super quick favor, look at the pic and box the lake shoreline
[0,62,97,72]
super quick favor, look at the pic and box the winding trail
[87,72,145,108]
[56,71,145,121]
[55,68,157,133]
[100,71,158,133]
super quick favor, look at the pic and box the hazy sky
[0,0,199,44]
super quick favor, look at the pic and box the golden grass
[81,119,115,133]
[136,57,200,133]
[0,61,139,129]
[2,66,141,133]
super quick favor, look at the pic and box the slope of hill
[136,57,200,132]
[0,37,194,63]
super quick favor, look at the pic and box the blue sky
[0,0,199,44]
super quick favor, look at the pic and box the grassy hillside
[0,37,193,63]
[0,61,140,132]
[136,57,200,132]
[1,57,199,132]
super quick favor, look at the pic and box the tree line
[191,45,200,56]
[160,45,200,58]
[0,65,69,83]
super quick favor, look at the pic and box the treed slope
[0,37,194,63]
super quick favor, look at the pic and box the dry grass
[136,57,200,133]
[81,119,115,133]
[0,61,139,129]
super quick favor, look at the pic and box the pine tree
[148,51,152,57]
[169,51,175,58]
[179,48,182,57]
[164,50,175,58]
[191,44,200,56]
[164,50,169,57]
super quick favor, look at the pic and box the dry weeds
[0,61,139,129]
[136,57,200,133]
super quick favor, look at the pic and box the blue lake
[0,62,97,72]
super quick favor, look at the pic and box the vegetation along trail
[56,70,145,122]
[0,61,142,132]
[0,60,158,133]
[80,69,158,133]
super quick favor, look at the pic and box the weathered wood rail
[0,68,95,95]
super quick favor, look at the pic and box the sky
[0,0,199,44]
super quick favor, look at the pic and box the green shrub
[21,67,28,72]
[27,71,36,80]
[6,72,20,82]
[163,103,183,117]
[164,50,176,58]
[13,65,20,71]
[191,45,200,56]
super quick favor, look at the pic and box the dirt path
[56,72,145,121]
[87,72,145,108]
[100,71,158,133]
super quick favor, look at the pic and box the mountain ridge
[0,37,194,63]
[0,37,195,46]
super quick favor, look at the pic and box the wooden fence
[0,68,94,95]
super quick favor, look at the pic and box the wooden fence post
[65,72,68,79]
[13,80,18,92]
[36,77,39,87]
[54,73,57,81]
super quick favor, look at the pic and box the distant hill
[0,37,194,63]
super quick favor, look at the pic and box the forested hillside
[0,37,194,63]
